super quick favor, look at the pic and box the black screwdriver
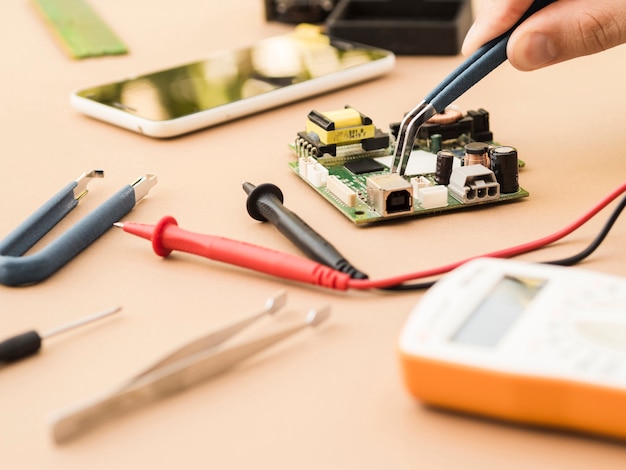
[0,306,121,364]
[243,182,368,279]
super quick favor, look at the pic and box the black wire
[380,193,626,292]
[379,279,437,291]
[543,192,626,266]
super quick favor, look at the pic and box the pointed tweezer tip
[265,291,288,314]
[306,305,331,327]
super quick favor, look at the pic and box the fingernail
[461,24,478,56]
[512,33,559,70]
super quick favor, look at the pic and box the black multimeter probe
[243,182,368,279]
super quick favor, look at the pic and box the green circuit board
[32,0,128,59]
[290,106,528,225]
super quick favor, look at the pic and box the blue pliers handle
[0,171,157,286]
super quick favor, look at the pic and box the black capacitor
[435,150,455,185]
[490,146,519,193]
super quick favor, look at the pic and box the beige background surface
[2,1,626,468]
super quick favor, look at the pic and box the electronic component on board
[464,142,490,167]
[415,184,448,210]
[448,164,500,204]
[344,158,386,175]
[327,176,358,207]
[366,173,413,216]
[295,106,389,159]
[391,107,493,143]
[288,105,528,224]
[298,156,329,187]
[411,176,448,210]
[435,150,454,185]
[429,133,443,153]
[490,146,519,194]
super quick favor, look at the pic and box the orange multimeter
[398,258,626,441]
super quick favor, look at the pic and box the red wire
[119,180,626,291]
[347,179,626,290]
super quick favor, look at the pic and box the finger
[462,0,535,56]
[508,0,626,70]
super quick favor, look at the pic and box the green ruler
[32,0,128,59]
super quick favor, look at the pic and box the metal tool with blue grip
[0,171,156,286]
[392,0,557,175]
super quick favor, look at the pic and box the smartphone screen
[72,26,394,136]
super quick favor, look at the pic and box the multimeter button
[597,357,622,376]
[556,335,598,368]
[569,281,626,313]
[572,351,600,371]
[552,327,575,349]
[547,323,564,341]
[526,337,547,355]
[574,321,626,352]
[565,341,590,360]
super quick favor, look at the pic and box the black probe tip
[243,182,284,222]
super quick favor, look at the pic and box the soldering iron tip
[113,222,124,228]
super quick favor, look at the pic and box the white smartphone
[71,26,395,138]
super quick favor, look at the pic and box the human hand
[462,0,626,71]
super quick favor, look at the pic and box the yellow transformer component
[305,106,376,145]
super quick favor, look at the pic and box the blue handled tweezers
[392,0,557,175]
[0,170,157,286]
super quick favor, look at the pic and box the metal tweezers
[0,170,157,286]
[392,0,556,175]
[50,291,330,444]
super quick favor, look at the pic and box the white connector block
[299,156,328,187]
[411,176,448,209]
[417,185,449,209]
[448,164,500,204]
[411,176,432,196]
[326,175,357,207]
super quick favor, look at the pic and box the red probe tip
[116,216,179,257]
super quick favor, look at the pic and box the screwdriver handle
[0,331,41,363]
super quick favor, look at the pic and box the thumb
[508,1,626,71]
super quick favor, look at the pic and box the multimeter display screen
[451,275,545,347]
